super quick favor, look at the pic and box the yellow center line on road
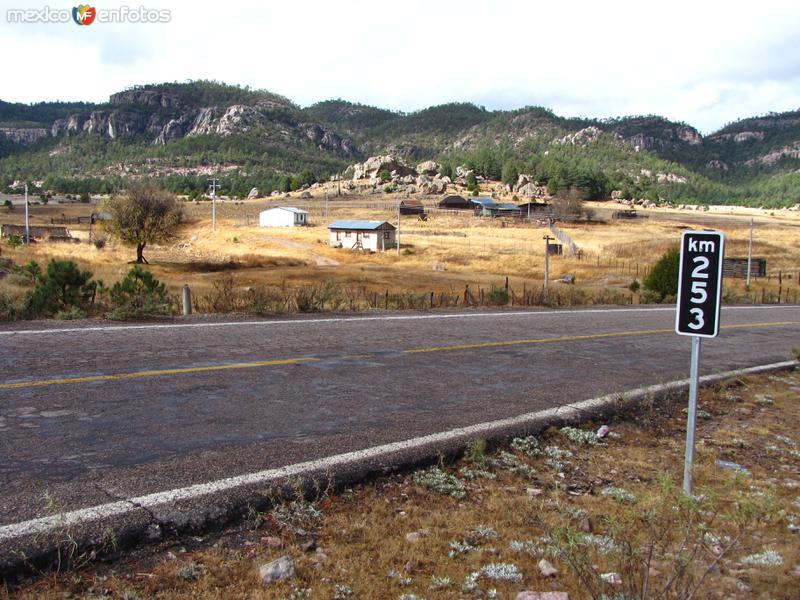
[2,321,798,390]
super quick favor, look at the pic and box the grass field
[1,192,799,314]
[8,368,800,599]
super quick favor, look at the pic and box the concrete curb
[1,359,797,578]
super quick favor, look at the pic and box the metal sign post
[675,230,725,495]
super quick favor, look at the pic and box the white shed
[328,220,396,251]
[258,207,309,227]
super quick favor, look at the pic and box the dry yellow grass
[2,196,799,307]
[8,370,800,599]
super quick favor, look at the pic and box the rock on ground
[259,555,295,584]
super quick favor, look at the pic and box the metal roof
[470,197,496,207]
[495,203,521,210]
[261,206,308,214]
[327,220,395,230]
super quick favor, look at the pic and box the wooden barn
[0,224,72,241]
[328,220,396,251]
[438,195,472,210]
[399,199,425,216]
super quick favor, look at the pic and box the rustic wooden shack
[438,195,472,210]
[399,199,425,216]
[723,257,767,278]
[0,224,72,241]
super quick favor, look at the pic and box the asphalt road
[0,305,798,541]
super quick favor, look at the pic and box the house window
[383,231,391,239]
[345,231,351,238]
[363,233,370,239]
[336,231,341,240]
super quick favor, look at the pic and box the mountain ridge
[1,80,799,207]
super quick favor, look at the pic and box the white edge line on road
[0,359,796,543]
[1,305,796,336]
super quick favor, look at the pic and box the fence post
[182,284,192,316]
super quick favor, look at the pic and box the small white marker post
[675,230,725,495]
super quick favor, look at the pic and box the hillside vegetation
[1,80,799,207]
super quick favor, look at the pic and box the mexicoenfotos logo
[72,4,96,25]
[6,5,171,24]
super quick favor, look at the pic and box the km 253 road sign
[675,230,726,338]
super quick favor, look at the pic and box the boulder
[300,191,312,199]
[456,165,473,178]
[259,556,295,584]
[518,182,545,198]
[352,155,416,180]
[416,160,441,176]
[431,177,447,194]
[270,190,281,197]
[247,187,259,199]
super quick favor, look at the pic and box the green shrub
[487,286,509,305]
[24,259,95,318]
[0,292,16,321]
[377,169,391,184]
[7,234,21,247]
[107,267,171,320]
[643,247,679,301]
[639,288,662,304]
[628,279,641,294]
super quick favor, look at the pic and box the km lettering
[687,238,715,253]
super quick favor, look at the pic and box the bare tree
[103,184,183,264]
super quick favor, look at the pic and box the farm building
[328,220,396,251]
[0,224,73,241]
[258,207,309,227]
[438,195,472,210]
[470,198,522,217]
[517,202,551,215]
[399,199,425,216]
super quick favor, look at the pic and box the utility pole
[24,183,30,244]
[543,234,553,289]
[207,178,220,233]
[396,200,401,255]
[325,191,329,220]
[746,218,753,287]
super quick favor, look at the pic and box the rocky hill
[1,81,799,206]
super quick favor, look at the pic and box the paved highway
[0,305,798,547]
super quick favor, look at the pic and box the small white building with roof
[258,206,309,227]
[328,220,396,251]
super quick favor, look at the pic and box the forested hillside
[1,80,798,207]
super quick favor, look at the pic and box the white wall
[259,208,307,227]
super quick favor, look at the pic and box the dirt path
[253,233,339,266]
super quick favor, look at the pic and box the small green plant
[107,266,171,320]
[643,247,679,301]
[628,279,641,294]
[487,286,509,305]
[0,291,16,321]
[465,439,487,464]
[3,199,13,210]
[7,233,21,246]
[413,465,466,499]
[24,259,96,318]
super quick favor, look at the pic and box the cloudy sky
[1,0,799,133]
